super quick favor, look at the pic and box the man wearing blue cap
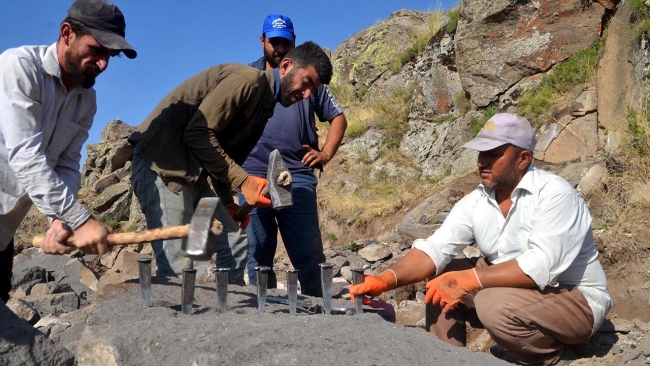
[0,0,137,303]
[240,14,347,296]
[351,113,611,365]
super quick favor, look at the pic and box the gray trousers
[131,148,248,284]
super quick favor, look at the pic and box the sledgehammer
[31,197,225,261]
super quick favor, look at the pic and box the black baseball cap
[66,0,137,59]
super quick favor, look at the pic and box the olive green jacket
[129,64,276,205]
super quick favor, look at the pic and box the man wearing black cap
[240,14,347,296]
[0,0,137,303]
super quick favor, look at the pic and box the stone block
[79,263,99,292]
[22,292,79,317]
[0,303,74,366]
[6,298,40,325]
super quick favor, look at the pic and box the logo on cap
[272,18,287,29]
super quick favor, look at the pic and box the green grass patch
[628,107,650,156]
[470,117,484,138]
[445,7,459,34]
[482,106,498,121]
[516,40,601,127]
[342,241,360,252]
[102,219,121,230]
[375,84,416,151]
[454,91,470,115]
[389,12,445,74]
[630,0,650,40]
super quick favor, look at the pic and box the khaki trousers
[426,258,594,365]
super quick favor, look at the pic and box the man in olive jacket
[129,41,332,283]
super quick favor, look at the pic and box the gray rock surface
[455,0,605,107]
[0,302,75,366]
[75,278,509,366]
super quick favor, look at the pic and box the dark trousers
[0,240,13,303]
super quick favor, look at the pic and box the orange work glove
[349,270,398,305]
[240,176,271,208]
[424,269,482,313]
[225,203,250,230]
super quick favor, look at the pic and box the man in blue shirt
[240,14,347,296]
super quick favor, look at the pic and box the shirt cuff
[516,249,552,290]
[58,202,92,230]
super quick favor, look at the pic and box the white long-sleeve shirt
[413,164,612,333]
[0,43,95,251]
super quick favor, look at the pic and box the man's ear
[60,22,74,46]
[278,58,293,77]
[519,150,533,170]
[259,34,265,48]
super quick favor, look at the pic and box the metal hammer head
[267,149,293,209]
[183,197,223,261]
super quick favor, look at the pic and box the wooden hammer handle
[32,224,191,248]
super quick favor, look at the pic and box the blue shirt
[242,57,342,177]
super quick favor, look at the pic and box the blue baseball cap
[262,14,295,40]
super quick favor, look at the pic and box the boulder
[0,302,75,366]
[455,0,605,107]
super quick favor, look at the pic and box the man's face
[278,63,321,107]
[64,34,115,88]
[476,144,521,190]
[262,36,295,68]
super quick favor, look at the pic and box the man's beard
[65,48,100,89]
[484,153,520,190]
[278,68,300,107]
[264,48,284,69]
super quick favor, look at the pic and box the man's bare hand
[72,218,112,255]
[40,217,111,255]
[40,219,75,254]
[301,145,330,167]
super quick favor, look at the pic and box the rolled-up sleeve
[0,52,91,229]
[412,192,478,275]
[516,191,590,290]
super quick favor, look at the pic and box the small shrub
[326,232,338,246]
[470,117,484,137]
[630,0,650,40]
[453,91,471,115]
[482,106,498,121]
[125,223,140,232]
[388,11,444,73]
[374,84,416,151]
[102,219,121,230]
[445,7,460,34]
[628,107,650,156]
[342,241,360,252]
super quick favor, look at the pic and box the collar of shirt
[477,163,537,202]
[42,43,63,84]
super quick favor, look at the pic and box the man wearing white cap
[0,0,137,303]
[351,113,612,365]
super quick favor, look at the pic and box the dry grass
[388,9,447,74]
[319,149,436,226]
